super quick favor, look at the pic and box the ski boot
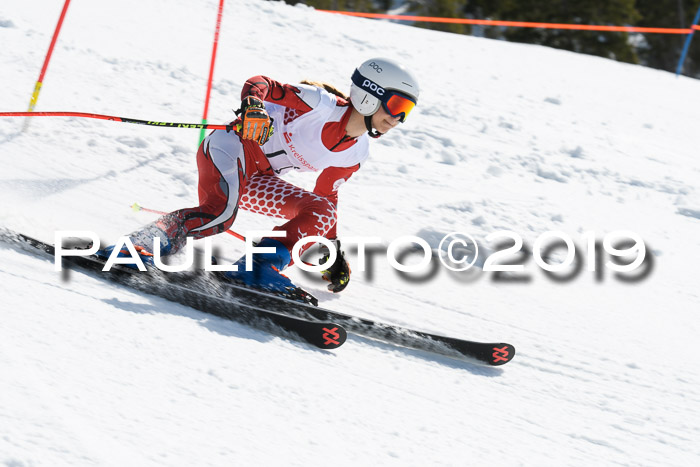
[222,237,317,305]
[96,223,176,270]
[96,243,157,269]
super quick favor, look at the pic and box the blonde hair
[300,80,349,100]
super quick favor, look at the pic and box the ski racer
[100,57,420,298]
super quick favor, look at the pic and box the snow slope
[1,0,700,465]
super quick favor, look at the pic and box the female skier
[102,57,419,297]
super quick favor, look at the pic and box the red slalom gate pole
[198,0,226,145]
[23,0,72,132]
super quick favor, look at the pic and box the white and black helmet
[349,58,420,119]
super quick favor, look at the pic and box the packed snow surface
[1,0,700,465]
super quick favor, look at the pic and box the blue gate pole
[676,5,700,76]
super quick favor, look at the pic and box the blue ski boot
[223,238,317,305]
[96,222,176,270]
[96,243,157,269]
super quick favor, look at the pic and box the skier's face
[372,106,401,134]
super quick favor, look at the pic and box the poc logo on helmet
[369,62,383,73]
[362,79,385,96]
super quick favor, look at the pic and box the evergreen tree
[635,0,700,77]
[462,0,506,38]
[462,0,641,63]
[287,0,380,13]
[407,0,469,35]
[275,0,700,78]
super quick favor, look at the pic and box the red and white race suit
[130,76,369,257]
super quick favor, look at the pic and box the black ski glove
[319,239,351,293]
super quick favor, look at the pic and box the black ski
[214,280,515,366]
[2,229,515,365]
[1,230,346,350]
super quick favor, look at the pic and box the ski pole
[0,111,235,130]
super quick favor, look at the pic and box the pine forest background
[279,0,700,78]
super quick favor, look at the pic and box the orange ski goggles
[382,91,417,123]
